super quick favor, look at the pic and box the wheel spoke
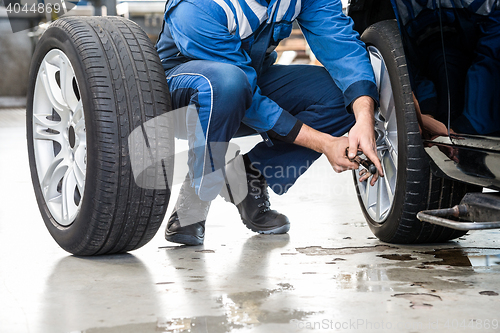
[384,148,395,178]
[359,172,368,202]
[33,127,62,142]
[61,167,78,222]
[73,101,84,128]
[74,146,86,192]
[42,155,67,200]
[33,113,60,129]
[366,174,378,212]
[59,57,79,111]
[383,154,394,187]
[378,180,385,221]
[379,71,394,120]
[74,101,86,143]
[369,51,383,88]
[386,104,396,127]
[40,62,67,113]
[384,172,394,206]
[373,178,380,221]
[33,114,65,143]
[386,129,398,155]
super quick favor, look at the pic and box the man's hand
[348,96,384,186]
[323,136,360,173]
[293,125,359,174]
[292,96,383,185]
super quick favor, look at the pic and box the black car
[348,0,500,243]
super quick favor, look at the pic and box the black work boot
[165,176,210,246]
[230,155,290,234]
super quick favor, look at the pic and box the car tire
[354,19,478,244]
[27,16,173,255]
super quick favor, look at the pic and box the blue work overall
[156,0,379,200]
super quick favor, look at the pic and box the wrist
[352,96,375,121]
[316,133,337,155]
[294,124,337,155]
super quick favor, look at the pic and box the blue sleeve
[297,0,379,111]
[166,0,297,135]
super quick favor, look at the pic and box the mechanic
[155,0,384,246]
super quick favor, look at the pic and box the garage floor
[1,109,500,333]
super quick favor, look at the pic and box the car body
[349,0,500,191]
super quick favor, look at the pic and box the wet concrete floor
[1,109,500,333]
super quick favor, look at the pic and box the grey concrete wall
[0,7,33,98]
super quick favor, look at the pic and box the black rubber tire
[27,16,173,255]
[355,20,478,244]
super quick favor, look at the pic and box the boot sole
[241,219,290,234]
[165,233,204,246]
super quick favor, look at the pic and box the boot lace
[249,175,271,214]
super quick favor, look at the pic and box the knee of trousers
[208,63,253,116]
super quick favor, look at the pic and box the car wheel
[27,17,173,255]
[354,19,477,243]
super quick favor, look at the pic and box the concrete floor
[1,108,500,333]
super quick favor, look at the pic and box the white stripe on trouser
[166,72,214,200]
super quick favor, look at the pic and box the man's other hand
[348,96,384,186]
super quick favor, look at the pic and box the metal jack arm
[417,193,500,231]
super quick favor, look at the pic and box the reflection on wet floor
[469,255,500,267]
[377,254,416,261]
[295,244,396,255]
[290,245,500,294]
[215,286,316,326]
[421,248,500,267]
[303,245,500,267]
[83,284,317,333]
[392,293,442,309]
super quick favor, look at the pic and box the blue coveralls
[156,0,378,200]
[394,0,500,135]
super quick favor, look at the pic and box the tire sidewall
[27,23,99,253]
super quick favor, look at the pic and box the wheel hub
[32,49,86,226]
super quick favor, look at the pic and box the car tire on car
[353,19,479,244]
[27,16,173,255]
